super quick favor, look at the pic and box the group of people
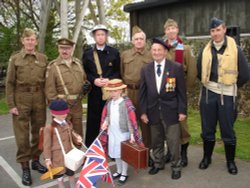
[5,16,249,187]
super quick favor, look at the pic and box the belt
[127,83,139,90]
[57,94,79,100]
[15,85,43,92]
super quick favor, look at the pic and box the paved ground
[0,113,250,188]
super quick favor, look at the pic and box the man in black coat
[139,38,187,179]
[82,24,121,147]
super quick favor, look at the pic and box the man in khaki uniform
[6,28,48,186]
[163,19,197,167]
[45,38,89,138]
[121,26,153,165]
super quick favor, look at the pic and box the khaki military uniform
[6,49,47,163]
[121,47,152,148]
[166,44,197,144]
[45,57,87,137]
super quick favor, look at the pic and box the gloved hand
[82,81,92,95]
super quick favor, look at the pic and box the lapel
[147,62,158,94]
[160,60,170,94]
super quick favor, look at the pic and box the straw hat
[104,79,127,91]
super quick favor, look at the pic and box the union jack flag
[76,138,114,188]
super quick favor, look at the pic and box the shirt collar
[20,48,38,59]
[53,118,67,126]
[154,59,165,68]
[132,47,146,55]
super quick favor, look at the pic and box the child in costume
[43,99,82,188]
[100,79,144,185]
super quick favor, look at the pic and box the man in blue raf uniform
[82,24,121,147]
[139,38,187,179]
[197,17,249,175]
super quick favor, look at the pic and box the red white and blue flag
[76,138,114,188]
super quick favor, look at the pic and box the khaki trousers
[180,119,191,144]
[67,99,83,137]
[13,91,46,163]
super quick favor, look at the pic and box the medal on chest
[165,77,176,92]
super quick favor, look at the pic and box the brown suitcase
[121,141,148,169]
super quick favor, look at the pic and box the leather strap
[93,50,103,78]
[55,64,69,96]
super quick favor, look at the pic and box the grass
[188,108,250,161]
[0,98,8,115]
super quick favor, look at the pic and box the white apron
[108,97,130,158]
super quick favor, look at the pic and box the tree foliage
[0,0,135,64]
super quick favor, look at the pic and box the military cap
[132,25,143,36]
[49,99,70,115]
[210,17,224,29]
[22,28,37,38]
[57,38,75,46]
[152,37,169,50]
[164,18,178,29]
[91,24,109,36]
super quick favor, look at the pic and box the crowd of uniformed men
[5,17,250,186]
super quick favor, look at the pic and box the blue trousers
[199,87,237,144]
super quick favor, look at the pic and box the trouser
[13,91,46,163]
[151,120,180,169]
[67,100,83,137]
[200,87,237,145]
[180,119,190,144]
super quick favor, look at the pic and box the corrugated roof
[124,0,189,12]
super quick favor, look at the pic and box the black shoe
[227,161,238,175]
[112,172,121,179]
[22,168,32,186]
[31,160,47,174]
[118,175,128,185]
[148,166,164,175]
[165,152,172,164]
[171,170,181,180]
[199,157,211,169]
[148,158,154,167]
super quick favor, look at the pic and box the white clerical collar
[96,45,105,51]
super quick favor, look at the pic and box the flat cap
[152,37,169,50]
[57,38,75,46]
[210,17,224,29]
[91,24,109,35]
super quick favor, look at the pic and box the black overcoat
[82,45,121,147]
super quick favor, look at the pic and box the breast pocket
[33,61,47,80]
[15,60,28,75]
[123,58,134,75]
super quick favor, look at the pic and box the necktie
[157,64,161,77]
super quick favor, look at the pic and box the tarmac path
[0,113,250,188]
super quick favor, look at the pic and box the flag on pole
[76,137,114,188]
